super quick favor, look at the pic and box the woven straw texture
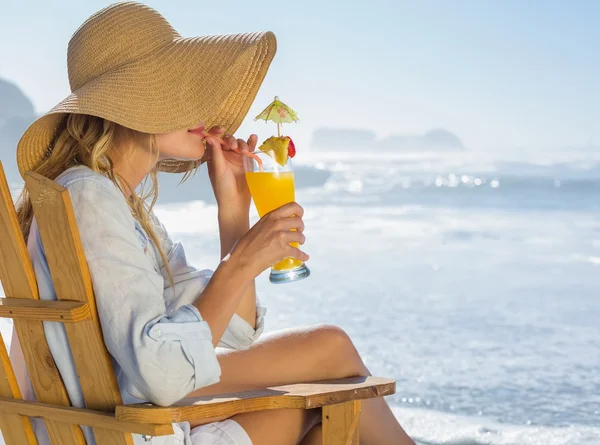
[17,1,277,176]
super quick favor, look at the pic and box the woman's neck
[112,146,157,198]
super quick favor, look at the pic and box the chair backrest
[0,162,133,445]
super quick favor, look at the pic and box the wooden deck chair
[0,161,396,445]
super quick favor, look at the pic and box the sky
[0,0,599,152]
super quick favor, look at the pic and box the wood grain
[0,331,36,445]
[322,401,361,445]
[117,377,395,424]
[25,171,132,445]
[0,397,174,436]
[0,162,86,445]
[0,298,91,322]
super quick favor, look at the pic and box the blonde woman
[9,2,414,445]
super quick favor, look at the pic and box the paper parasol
[255,96,299,136]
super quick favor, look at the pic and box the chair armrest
[116,376,395,424]
[0,397,174,436]
[0,298,91,322]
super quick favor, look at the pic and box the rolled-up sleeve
[157,228,267,351]
[64,177,220,407]
[218,302,266,350]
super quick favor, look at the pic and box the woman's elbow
[146,390,181,407]
[142,370,220,407]
[129,332,222,405]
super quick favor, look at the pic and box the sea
[1,148,599,444]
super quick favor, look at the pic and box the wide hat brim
[17,31,276,177]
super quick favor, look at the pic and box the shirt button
[153,329,162,338]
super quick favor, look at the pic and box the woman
[10,2,414,445]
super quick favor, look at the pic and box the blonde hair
[15,113,192,288]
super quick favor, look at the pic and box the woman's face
[154,122,207,161]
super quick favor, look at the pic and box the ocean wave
[491,161,600,179]
[302,150,600,175]
[394,406,600,445]
[299,156,600,211]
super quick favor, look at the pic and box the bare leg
[300,425,322,445]
[187,325,415,445]
[232,408,320,445]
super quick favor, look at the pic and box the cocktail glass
[243,151,310,284]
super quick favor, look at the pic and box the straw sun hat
[16,1,277,177]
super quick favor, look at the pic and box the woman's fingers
[207,125,225,137]
[210,132,259,161]
[286,245,310,262]
[236,138,248,155]
[283,230,306,245]
[278,216,305,232]
[204,133,226,170]
[222,134,238,152]
[271,202,304,219]
[214,133,258,154]
[247,134,258,152]
[236,135,257,155]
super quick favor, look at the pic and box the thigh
[188,419,251,445]
[231,408,320,445]
[300,425,322,445]
[189,324,364,398]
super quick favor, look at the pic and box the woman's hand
[202,126,257,211]
[229,202,310,279]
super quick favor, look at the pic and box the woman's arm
[218,207,257,328]
[201,129,307,346]
[151,208,263,350]
[202,128,260,330]
[195,201,308,350]
[192,243,253,348]
[189,205,258,347]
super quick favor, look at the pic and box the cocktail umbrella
[255,96,299,137]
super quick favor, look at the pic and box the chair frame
[0,162,395,445]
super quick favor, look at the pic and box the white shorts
[172,420,252,445]
[34,418,252,445]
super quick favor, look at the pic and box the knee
[311,324,353,352]
[308,324,367,377]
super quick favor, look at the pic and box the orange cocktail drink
[245,171,304,272]
[243,145,310,284]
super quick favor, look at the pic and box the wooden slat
[0,331,37,445]
[25,172,132,445]
[0,162,85,445]
[0,299,91,322]
[322,400,361,445]
[0,397,174,436]
[117,377,395,424]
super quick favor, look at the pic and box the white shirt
[10,165,265,444]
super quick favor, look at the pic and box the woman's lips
[188,124,206,137]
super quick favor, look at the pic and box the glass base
[269,263,311,284]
